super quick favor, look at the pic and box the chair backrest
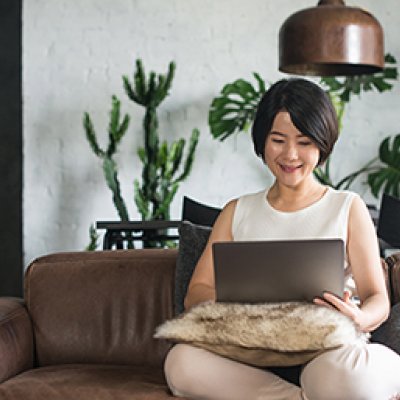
[181,196,221,227]
[377,193,400,248]
[24,249,177,368]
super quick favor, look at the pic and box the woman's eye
[299,141,312,146]
[271,139,284,143]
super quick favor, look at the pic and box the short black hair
[251,78,338,165]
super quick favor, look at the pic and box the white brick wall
[23,0,400,264]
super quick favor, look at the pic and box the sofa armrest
[0,297,34,383]
[384,253,400,305]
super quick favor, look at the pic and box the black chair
[181,196,221,227]
[98,197,221,249]
[377,193,400,256]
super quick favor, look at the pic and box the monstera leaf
[209,73,266,141]
[208,54,397,144]
[368,134,400,198]
[320,54,398,103]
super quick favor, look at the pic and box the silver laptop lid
[213,239,345,303]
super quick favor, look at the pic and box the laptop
[212,239,345,303]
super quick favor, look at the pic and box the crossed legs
[165,344,302,400]
[165,343,400,400]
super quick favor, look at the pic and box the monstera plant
[368,134,400,198]
[208,54,399,198]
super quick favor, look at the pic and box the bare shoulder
[347,193,379,263]
[348,194,374,231]
[208,198,238,242]
[219,198,238,223]
[221,198,238,214]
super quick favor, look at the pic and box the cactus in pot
[83,59,200,249]
[123,59,200,247]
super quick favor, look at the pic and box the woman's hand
[313,291,367,331]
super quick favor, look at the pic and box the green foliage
[102,157,130,221]
[124,60,200,239]
[84,95,134,249]
[123,60,176,108]
[368,134,400,198]
[314,54,398,194]
[313,159,334,187]
[85,224,100,251]
[84,60,199,249]
[209,73,266,141]
[314,157,378,190]
[209,54,398,144]
[174,128,200,182]
[84,113,104,157]
[319,54,398,103]
[132,129,200,222]
[318,53,398,133]
[84,95,131,222]
[208,54,400,198]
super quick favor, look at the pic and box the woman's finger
[321,292,356,315]
[313,297,337,310]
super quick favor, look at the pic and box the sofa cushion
[25,249,177,368]
[174,221,211,314]
[0,364,175,399]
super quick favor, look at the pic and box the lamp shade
[279,0,384,76]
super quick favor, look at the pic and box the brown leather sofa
[0,249,178,400]
[0,248,399,400]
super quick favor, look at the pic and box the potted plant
[84,59,200,249]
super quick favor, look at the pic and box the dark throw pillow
[174,221,211,315]
[372,302,400,355]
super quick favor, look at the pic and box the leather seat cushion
[0,364,176,400]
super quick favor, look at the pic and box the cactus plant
[84,95,130,220]
[83,60,200,249]
[85,224,100,251]
[84,95,134,248]
[123,59,200,247]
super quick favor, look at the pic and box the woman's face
[264,111,320,188]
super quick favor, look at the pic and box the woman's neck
[267,179,327,212]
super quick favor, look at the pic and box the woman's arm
[183,199,237,310]
[315,195,390,332]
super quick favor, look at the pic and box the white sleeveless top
[232,186,358,293]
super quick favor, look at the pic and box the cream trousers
[164,342,400,400]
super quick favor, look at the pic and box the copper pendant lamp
[279,0,384,76]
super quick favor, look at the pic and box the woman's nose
[283,143,298,160]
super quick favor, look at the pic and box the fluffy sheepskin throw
[155,301,367,367]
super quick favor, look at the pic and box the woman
[164,79,400,400]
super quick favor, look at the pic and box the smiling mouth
[279,164,302,173]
